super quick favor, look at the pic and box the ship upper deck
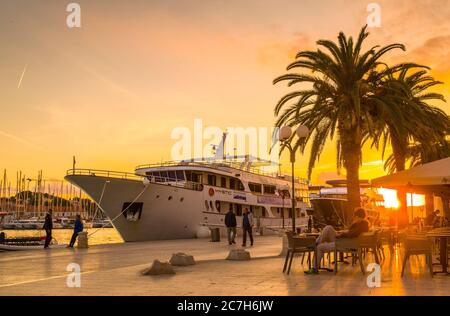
[134,159,309,185]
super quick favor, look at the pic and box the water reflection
[2,228,123,245]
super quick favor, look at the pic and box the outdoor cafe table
[426,228,450,275]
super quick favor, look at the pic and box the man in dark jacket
[43,209,53,248]
[305,207,370,274]
[68,215,84,248]
[425,210,440,227]
[242,208,254,247]
[225,209,237,245]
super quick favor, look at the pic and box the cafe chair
[401,237,434,278]
[359,231,381,265]
[447,237,449,263]
[334,237,366,275]
[283,232,316,275]
[378,229,395,260]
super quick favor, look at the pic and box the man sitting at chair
[305,207,370,274]
[425,209,440,227]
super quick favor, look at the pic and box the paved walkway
[0,236,448,296]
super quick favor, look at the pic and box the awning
[371,157,450,188]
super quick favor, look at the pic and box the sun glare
[378,188,426,209]
[378,188,399,209]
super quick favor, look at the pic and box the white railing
[135,160,309,185]
[67,169,143,180]
[67,169,204,191]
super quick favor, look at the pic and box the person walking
[68,215,84,248]
[242,208,254,247]
[43,209,53,248]
[225,208,237,245]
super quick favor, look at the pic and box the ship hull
[65,174,307,242]
[65,175,207,241]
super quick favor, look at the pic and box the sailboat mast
[2,170,6,212]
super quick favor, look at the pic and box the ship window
[229,178,244,191]
[235,204,242,216]
[152,172,163,182]
[249,183,262,193]
[185,171,192,181]
[280,190,290,198]
[176,170,185,181]
[168,171,176,181]
[207,174,216,186]
[215,201,221,212]
[122,202,143,221]
[192,173,202,183]
[220,177,226,188]
[263,185,276,195]
[160,171,168,181]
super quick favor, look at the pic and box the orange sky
[0,0,449,185]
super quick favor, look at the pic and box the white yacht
[65,155,310,242]
[309,180,385,228]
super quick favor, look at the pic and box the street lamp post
[279,125,309,233]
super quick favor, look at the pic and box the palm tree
[375,68,449,173]
[273,26,409,212]
[370,68,449,224]
[384,140,450,173]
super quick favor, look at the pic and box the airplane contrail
[17,64,27,88]
[0,130,39,149]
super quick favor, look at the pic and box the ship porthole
[156,195,160,199]
[168,196,173,201]
[180,197,184,202]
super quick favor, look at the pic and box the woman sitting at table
[304,207,370,275]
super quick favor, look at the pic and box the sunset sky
[1,0,449,185]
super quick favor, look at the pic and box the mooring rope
[88,181,149,237]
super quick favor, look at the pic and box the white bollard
[77,232,89,248]
[279,232,289,257]
[170,253,196,266]
[141,260,175,275]
[196,226,211,239]
[226,249,251,261]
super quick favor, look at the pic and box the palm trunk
[392,141,408,227]
[345,145,362,219]
[341,128,362,225]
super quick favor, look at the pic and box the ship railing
[66,169,144,180]
[66,169,204,191]
[148,175,204,191]
[135,160,273,176]
[135,160,309,184]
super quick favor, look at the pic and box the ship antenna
[214,131,228,161]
